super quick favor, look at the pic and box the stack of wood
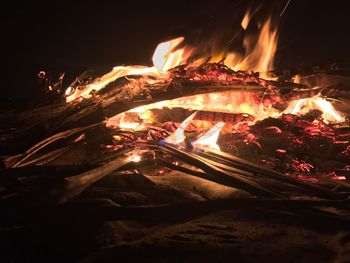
[0,63,349,229]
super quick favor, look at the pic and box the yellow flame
[192,122,225,151]
[284,95,345,123]
[164,112,196,144]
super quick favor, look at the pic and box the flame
[65,38,189,102]
[192,122,225,151]
[226,18,278,78]
[241,10,252,30]
[125,91,279,122]
[107,90,345,134]
[106,112,142,130]
[65,66,159,102]
[64,11,281,102]
[189,11,278,78]
[164,112,196,144]
[152,37,187,72]
[65,10,345,131]
[284,95,345,123]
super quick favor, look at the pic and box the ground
[1,171,349,263]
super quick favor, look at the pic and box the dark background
[1,0,350,103]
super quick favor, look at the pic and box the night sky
[2,0,350,103]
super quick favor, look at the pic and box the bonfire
[1,9,350,262]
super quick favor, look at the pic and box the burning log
[149,108,254,124]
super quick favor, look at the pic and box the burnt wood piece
[160,144,285,198]
[195,147,349,200]
[149,108,254,124]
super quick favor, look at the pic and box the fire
[164,112,196,144]
[152,37,188,72]
[57,10,350,183]
[123,91,279,124]
[284,95,345,123]
[226,18,278,78]
[65,11,279,102]
[192,122,225,151]
[64,9,346,154]
[107,90,345,142]
[131,153,142,163]
[106,112,143,130]
[65,66,159,102]
[241,10,252,30]
[65,37,189,102]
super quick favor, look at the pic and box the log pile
[0,63,349,231]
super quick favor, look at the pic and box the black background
[1,0,350,101]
